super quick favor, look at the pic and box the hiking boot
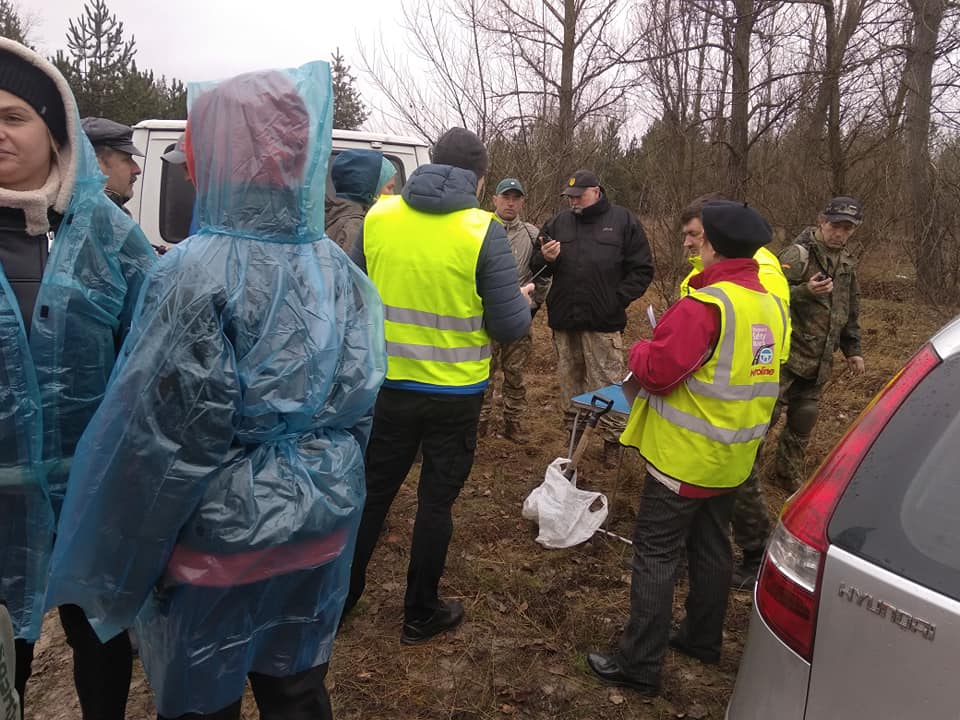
[771,472,800,493]
[602,440,621,470]
[400,600,465,645]
[730,563,760,591]
[503,418,527,443]
[731,550,764,591]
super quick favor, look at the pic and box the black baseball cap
[81,117,144,156]
[560,169,600,197]
[822,196,863,225]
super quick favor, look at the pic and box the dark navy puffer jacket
[352,163,531,350]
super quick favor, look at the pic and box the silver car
[727,313,960,719]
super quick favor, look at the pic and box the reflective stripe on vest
[622,281,786,488]
[364,196,492,387]
[679,248,792,362]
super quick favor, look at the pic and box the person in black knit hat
[0,37,156,720]
[587,200,788,698]
[344,127,533,644]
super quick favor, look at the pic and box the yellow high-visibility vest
[364,195,492,388]
[622,281,787,488]
[681,248,791,360]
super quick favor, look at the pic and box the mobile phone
[813,272,831,282]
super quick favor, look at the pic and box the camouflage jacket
[501,216,551,307]
[778,226,862,385]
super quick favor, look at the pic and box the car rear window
[830,353,960,600]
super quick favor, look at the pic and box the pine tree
[331,48,368,131]
[0,0,30,46]
[52,0,186,125]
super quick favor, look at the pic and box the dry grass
[24,290,958,720]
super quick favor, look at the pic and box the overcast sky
[31,0,403,86]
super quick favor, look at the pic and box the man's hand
[807,273,834,295]
[846,355,865,376]
[540,237,561,262]
[520,282,536,306]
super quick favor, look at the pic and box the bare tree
[902,0,949,293]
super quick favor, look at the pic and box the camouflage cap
[823,196,863,225]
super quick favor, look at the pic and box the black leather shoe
[586,653,660,697]
[668,634,720,664]
[401,600,465,645]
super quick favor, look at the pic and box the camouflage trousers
[732,462,771,558]
[771,369,825,491]
[552,329,625,444]
[481,333,532,425]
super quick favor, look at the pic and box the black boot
[730,549,764,590]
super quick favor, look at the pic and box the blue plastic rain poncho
[46,61,386,716]
[331,148,384,206]
[0,38,156,642]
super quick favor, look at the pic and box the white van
[127,119,431,249]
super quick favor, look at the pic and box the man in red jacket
[587,201,786,697]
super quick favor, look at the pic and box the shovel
[564,394,615,480]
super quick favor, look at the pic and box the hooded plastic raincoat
[0,38,156,642]
[46,61,386,716]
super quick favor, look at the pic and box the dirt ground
[23,278,958,720]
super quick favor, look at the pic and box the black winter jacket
[533,196,654,332]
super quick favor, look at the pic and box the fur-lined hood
[0,38,106,234]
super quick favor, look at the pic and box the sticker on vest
[751,324,775,375]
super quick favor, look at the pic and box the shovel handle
[586,395,615,427]
[564,395,616,479]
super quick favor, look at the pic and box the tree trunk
[557,0,577,174]
[725,0,756,197]
[903,0,946,295]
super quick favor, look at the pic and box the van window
[159,142,195,244]
[159,147,405,244]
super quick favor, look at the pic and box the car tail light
[756,344,941,661]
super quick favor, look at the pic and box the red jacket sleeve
[628,298,721,395]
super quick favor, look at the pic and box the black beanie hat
[701,200,772,259]
[0,47,68,146]
[431,127,488,179]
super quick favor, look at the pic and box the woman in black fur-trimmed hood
[0,37,156,717]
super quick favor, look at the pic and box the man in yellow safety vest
[345,128,533,644]
[587,201,787,697]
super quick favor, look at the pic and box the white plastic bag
[522,458,608,549]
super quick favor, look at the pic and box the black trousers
[346,388,483,622]
[616,475,736,686]
[14,604,132,720]
[157,663,332,720]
